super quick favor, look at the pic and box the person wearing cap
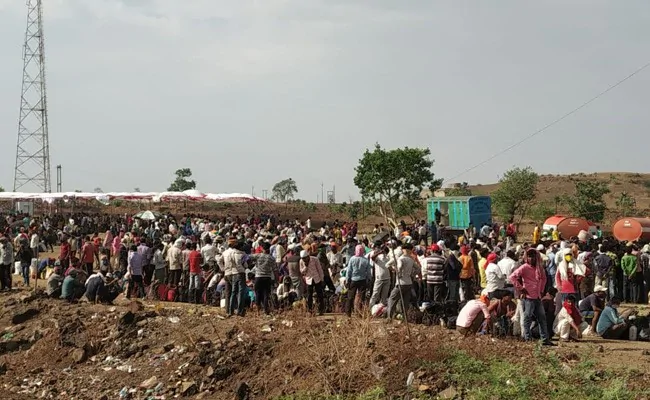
[0,236,14,291]
[484,253,505,299]
[578,285,607,335]
[386,243,418,320]
[509,248,554,346]
[300,249,325,315]
[423,244,446,303]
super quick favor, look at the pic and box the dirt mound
[1,288,649,399]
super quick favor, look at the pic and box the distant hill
[466,172,650,228]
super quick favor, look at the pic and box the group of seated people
[45,257,121,304]
[456,286,643,342]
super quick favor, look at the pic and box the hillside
[467,172,650,224]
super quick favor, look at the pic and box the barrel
[612,217,650,242]
[543,215,591,239]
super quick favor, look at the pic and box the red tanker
[612,217,650,242]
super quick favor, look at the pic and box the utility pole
[56,164,62,192]
[321,182,324,204]
[14,0,51,193]
[251,186,254,196]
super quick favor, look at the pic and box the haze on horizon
[0,1,648,201]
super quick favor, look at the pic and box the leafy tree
[134,187,141,192]
[615,191,636,217]
[529,201,555,223]
[492,167,539,224]
[168,168,196,192]
[349,201,362,220]
[271,178,298,202]
[0,186,4,192]
[93,187,103,193]
[445,182,472,196]
[74,189,82,193]
[565,180,610,222]
[354,143,442,228]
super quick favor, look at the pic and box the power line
[445,60,650,183]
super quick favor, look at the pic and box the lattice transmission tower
[14,0,51,192]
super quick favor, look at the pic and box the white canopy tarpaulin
[0,191,266,204]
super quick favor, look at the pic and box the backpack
[157,284,169,301]
[166,287,177,302]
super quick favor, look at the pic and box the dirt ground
[1,275,649,400]
[3,240,650,399]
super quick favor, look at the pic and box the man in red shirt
[81,236,99,277]
[188,243,203,304]
[59,235,71,270]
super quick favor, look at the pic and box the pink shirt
[456,300,490,328]
[509,263,547,300]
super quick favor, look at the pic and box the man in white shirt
[386,243,418,320]
[368,243,391,307]
[30,230,40,260]
[200,237,217,272]
[497,250,518,279]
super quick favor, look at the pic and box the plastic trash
[629,325,638,341]
[167,317,180,324]
[406,372,415,387]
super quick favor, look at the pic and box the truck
[427,196,492,231]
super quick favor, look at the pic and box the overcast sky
[0,1,648,201]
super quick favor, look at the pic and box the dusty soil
[1,281,649,400]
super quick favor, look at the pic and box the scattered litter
[2,332,14,340]
[260,325,272,333]
[116,365,134,373]
[167,317,180,324]
[137,329,144,338]
[406,371,414,387]
[281,320,294,328]
[236,332,249,342]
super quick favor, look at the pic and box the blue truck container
[427,196,492,230]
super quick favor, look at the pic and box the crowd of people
[0,210,648,345]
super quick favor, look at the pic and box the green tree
[167,168,196,192]
[445,182,472,196]
[354,143,442,227]
[529,201,555,223]
[93,187,103,193]
[134,187,141,192]
[271,178,298,202]
[615,191,636,217]
[0,186,4,192]
[565,180,610,222]
[492,167,539,224]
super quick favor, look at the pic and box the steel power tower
[14,0,51,193]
